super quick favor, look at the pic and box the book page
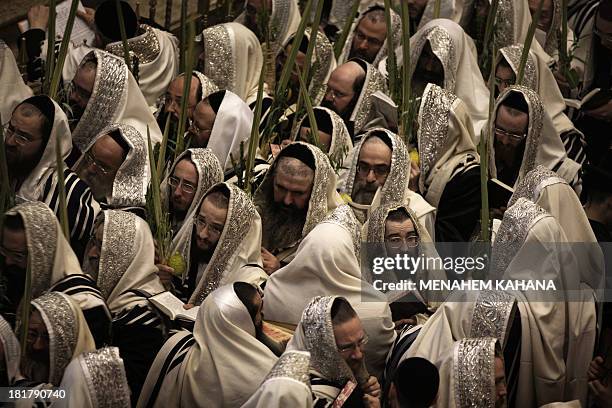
[150,291,186,319]
[178,306,200,321]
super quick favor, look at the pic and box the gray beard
[260,204,306,252]
[22,358,49,384]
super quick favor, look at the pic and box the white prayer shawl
[488,86,580,187]
[380,19,490,139]
[342,128,436,238]
[139,285,278,408]
[106,24,179,107]
[201,22,265,105]
[170,182,268,305]
[0,315,21,384]
[65,49,162,151]
[55,347,130,408]
[0,40,32,123]
[241,350,312,408]
[161,148,224,233]
[337,3,402,67]
[29,292,96,385]
[417,0,468,30]
[417,83,480,209]
[98,210,165,315]
[350,62,388,136]
[264,205,396,377]
[14,98,72,203]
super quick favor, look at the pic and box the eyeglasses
[2,122,41,147]
[27,329,50,345]
[168,176,197,194]
[325,86,353,101]
[386,233,420,249]
[164,94,195,111]
[68,80,92,103]
[193,215,223,236]
[0,244,28,264]
[494,126,526,142]
[494,77,514,88]
[188,119,211,137]
[354,30,384,48]
[357,162,390,178]
[82,149,115,176]
[337,334,369,353]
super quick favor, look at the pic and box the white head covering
[56,347,130,408]
[0,315,21,384]
[70,49,162,151]
[192,70,219,100]
[14,97,72,203]
[97,210,165,314]
[0,40,33,123]
[106,24,180,107]
[348,61,388,136]
[170,182,268,305]
[29,292,96,385]
[242,350,312,408]
[205,90,254,173]
[417,0,469,30]
[201,23,265,105]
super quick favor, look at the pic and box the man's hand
[584,100,612,122]
[157,264,175,287]
[589,379,612,408]
[408,160,420,192]
[183,303,195,310]
[76,7,96,28]
[261,247,281,275]
[363,394,381,408]
[28,5,50,30]
[361,376,381,398]
[394,317,417,330]
[588,356,606,380]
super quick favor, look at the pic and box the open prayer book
[149,291,200,321]
[565,88,612,110]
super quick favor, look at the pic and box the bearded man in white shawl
[342,128,436,236]
[253,142,344,273]
[0,40,32,122]
[55,347,131,408]
[74,123,149,215]
[22,292,96,386]
[137,283,278,408]
[0,202,110,346]
[287,296,383,407]
[81,209,165,403]
[160,182,268,305]
[322,59,388,138]
[415,84,481,242]
[6,95,97,256]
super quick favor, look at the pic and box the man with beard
[411,42,445,98]
[346,7,392,64]
[351,135,392,206]
[322,61,366,137]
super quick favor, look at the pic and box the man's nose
[350,347,363,361]
[357,38,369,50]
[4,132,18,147]
[32,337,46,351]
[283,192,294,207]
[366,169,377,183]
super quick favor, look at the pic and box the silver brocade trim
[0,316,19,375]
[411,26,457,91]
[418,84,457,185]
[367,202,424,244]
[80,347,130,408]
[351,63,387,134]
[203,24,236,94]
[453,338,496,408]
[323,204,361,260]
[192,71,219,100]
[106,24,161,64]
[264,351,311,385]
[271,0,291,52]
[490,197,549,277]
[495,0,515,50]
[188,148,224,207]
[301,296,354,384]
[99,210,137,300]
[470,290,516,346]
[10,202,58,298]
[499,45,537,91]
[326,108,352,168]
[544,0,561,56]
[310,29,335,106]
[72,50,128,152]
[32,292,78,386]
[508,165,565,208]
[192,183,257,304]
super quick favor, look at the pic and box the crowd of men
[0,0,611,406]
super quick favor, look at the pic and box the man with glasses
[322,61,367,137]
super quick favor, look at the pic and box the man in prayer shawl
[236,0,301,57]
[287,296,383,407]
[382,18,490,138]
[415,84,481,242]
[0,315,23,387]
[6,95,97,256]
[22,292,95,386]
[188,90,255,177]
[488,86,581,202]
[56,347,131,408]
[322,59,388,138]
[64,49,162,160]
[385,357,439,408]
[0,40,32,123]
[342,128,436,237]
[337,4,401,66]
[242,350,312,408]
[495,44,587,166]
[253,142,344,273]
[158,71,218,124]
[0,202,110,346]
[160,182,268,304]
[81,209,165,403]
[137,283,278,408]
[74,123,149,215]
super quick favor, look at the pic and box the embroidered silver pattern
[453,338,496,408]
[309,29,335,105]
[350,64,388,134]
[470,290,516,346]
[0,315,20,378]
[271,0,291,52]
[203,25,235,93]
[99,210,137,299]
[410,26,457,91]
[499,45,537,91]
[190,148,224,206]
[72,50,128,151]
[508,165,564,208]
[326,108,352,169]
[32,292,78,385]
[192,71,219,100]
[80,347,130,408]
[106,24,161,64]
[323,205,361,259]
[264,351,311,385]
[495,0,515,50]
